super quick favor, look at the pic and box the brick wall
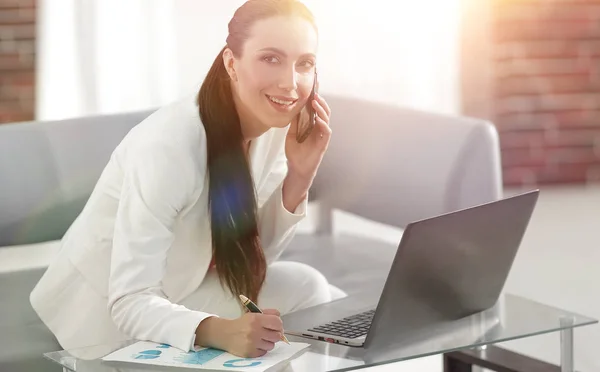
[492,0,600,185]
[0,0,35,124]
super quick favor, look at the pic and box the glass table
[44,294,597,372]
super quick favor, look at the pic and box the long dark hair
[197,0,317,302]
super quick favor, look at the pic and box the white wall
[37,0,462,120]
[173,0,462,114]
[36,0,180,120]
[172,1,244,97]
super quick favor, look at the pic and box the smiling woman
[30,0,339,362]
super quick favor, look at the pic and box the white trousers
[179,261,346,318]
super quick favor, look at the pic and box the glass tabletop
[44,294,598,372]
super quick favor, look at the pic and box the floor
[497,185,600,372]
[2,184,598,371]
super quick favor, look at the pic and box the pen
[239,294,290,345]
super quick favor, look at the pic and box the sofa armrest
[311,95,503,232]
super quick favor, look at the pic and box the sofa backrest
[0,94,502,246]
[313,96,502,232]
[0,110,154,246]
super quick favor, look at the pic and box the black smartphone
[296,69,318,143]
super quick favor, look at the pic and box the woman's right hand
[195,309,285,358]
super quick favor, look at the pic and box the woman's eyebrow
[258,47,315,59]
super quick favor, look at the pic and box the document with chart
[101,341,310,371]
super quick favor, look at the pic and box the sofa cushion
[281,233,401,296]
[0,268,61,371]
[0,240,62,370]
[0,240,61,274]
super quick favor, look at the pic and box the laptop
[282,190,539,348]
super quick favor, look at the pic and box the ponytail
[197,47,266,303]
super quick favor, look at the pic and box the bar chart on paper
[102,341,310,371]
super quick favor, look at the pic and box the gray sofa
[0,94,502,371]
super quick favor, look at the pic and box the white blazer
[29,95,307,357]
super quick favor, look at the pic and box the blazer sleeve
[107,140,213,352]
[257,148,308,265]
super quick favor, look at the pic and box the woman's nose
[277,67,298,91]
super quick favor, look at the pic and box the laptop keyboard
[308,309,375,339]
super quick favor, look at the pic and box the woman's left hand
[285,92,332,183]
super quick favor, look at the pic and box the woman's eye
[263,55,279,64]
[300,60,315,68]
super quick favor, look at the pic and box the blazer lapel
[248,129,281,193]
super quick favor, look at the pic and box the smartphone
[296,69,318,143]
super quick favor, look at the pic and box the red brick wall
[0,0,35,124]
[492,0,600,185]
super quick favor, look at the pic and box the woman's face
[225,15,318,134]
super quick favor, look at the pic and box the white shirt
[30,95,307,356]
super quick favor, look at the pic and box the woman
[30,0,339,359]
